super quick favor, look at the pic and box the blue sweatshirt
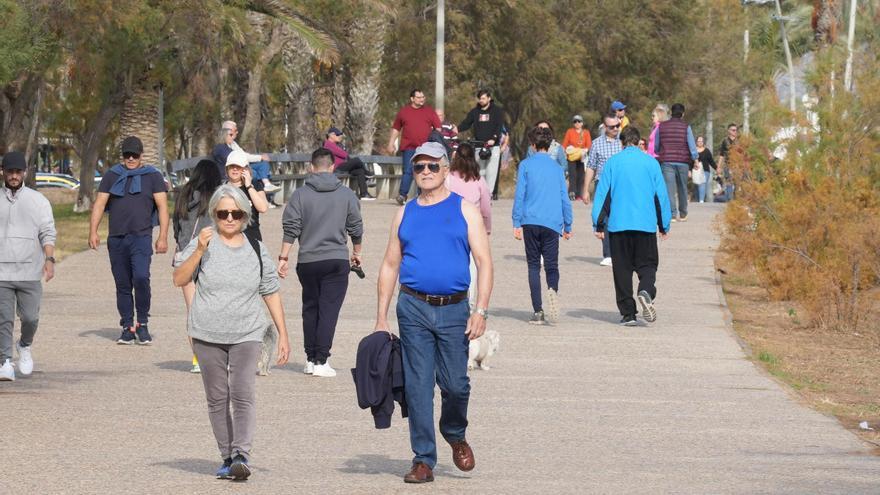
[592,146,672,234]
[512,151,572,234]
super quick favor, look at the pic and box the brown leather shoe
[449,439,475,471]
[403,462,434,483]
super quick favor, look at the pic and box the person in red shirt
[386,89,441,205]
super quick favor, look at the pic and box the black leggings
[567,160,585,198]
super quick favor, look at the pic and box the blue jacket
[525,140,567,168]
[351,332,408,429]
[592,146,672,234]
[512,151,572,234]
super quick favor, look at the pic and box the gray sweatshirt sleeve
[258,242,281,296]
[36,195,56,247]
[346,195,364,244]
[281,192,303,244]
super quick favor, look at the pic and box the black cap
[121,136,144,155]
[1,151,27,170]
[327,126,343,136]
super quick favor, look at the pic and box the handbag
[692,163,705,185]
[173,218,201,266]
[565,146,583,162]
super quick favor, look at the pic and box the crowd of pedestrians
[0,91,739,484]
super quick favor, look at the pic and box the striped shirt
[586,134,622,179]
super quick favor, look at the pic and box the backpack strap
[194,232,263,284]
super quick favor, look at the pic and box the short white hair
[209,184,252,232]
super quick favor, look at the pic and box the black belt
[400,285,468,306]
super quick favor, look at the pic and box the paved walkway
[4,200,880,494]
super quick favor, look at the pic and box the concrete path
[3,200,879,494]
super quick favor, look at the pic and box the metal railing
[171,153,404,201]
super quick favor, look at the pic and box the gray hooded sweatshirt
[282,172,363,264]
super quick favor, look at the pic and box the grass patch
[53,203,106,262]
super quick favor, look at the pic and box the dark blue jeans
[523,225,560,312]
[396,291,470,469]
[107,234,153,328]
[398,149,416,198]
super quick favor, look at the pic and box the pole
[435,0,445,112]
[743,29,750,134]
[844,0,857,92]
[158,85,165,170]
[774,0,797,113]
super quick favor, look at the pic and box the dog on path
[468,330,500,371]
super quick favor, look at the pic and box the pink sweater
[648,123,659,158]
[446,172,492,234]
[323,139,349,167]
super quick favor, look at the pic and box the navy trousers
[107,234,153,328]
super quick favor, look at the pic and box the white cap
[226,150,249,167]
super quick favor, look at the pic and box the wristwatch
[278,256,289,261]
[45,256,56,264]
[475,307,489,320]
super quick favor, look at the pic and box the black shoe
[134,323,152,345]
[395,194,406,205]
[117,327,136,345]
[620,314,638,326]
[637,290,657,322]
[529,311,546,325]
[491,193,498,201]
[229,454,251,481]
[359,193,376,201]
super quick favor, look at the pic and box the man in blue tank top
[374,141,494,484]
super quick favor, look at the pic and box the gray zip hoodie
[282,172,363,264]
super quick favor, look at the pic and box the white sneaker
[0,359,14,381]
[303,361,315,375]
[545,289,560,323]
[263,181,281,192]
[599,257,613,267]
[312,362,336,377]
[16,342,33,376]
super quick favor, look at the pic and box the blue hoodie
[592,146,672,234]
[512,151,572,234]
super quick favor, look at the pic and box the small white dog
[468,330,500,371]
[257,324,278,376]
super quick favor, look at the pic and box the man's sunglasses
[413,162,441,173]
[607,124,621,129]
[216,209,245,221]
[123,152,141,160]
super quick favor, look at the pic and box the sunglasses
[123,153,141,160]
[413,162,441,173]
[607,124,621,129]
[216,209,245,221]
[573,120,583,123]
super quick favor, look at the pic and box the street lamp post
[435,0,445,112]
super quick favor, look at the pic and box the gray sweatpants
[0,281,42,362]
[192,339,262,459]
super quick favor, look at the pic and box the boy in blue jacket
[592,126,672,326]
[512,126,573,325]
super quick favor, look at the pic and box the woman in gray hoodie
[277,148,363,378]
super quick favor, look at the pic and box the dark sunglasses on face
[413,162,441,173]
[123,152,140,160]
[607,124,621,129]
[216,209,245,221]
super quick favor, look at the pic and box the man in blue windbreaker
[592,126,671,326]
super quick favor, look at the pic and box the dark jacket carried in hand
[351,332,408,429]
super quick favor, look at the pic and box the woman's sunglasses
[413,162,441,173]
[216,209,245,221]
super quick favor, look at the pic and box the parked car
[35,173,80,190]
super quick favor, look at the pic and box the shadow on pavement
[337,454,455,477]
[491,307,534,322]
[155,360,192,372]
[151,458,217,475]
[79,328,122,341]
[503,254,526,262]
[566,308,621,323]
[564,255,603,264]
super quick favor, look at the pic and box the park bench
[171,153,405,201]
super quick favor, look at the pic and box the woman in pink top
[648,104,669,160]
[445,142,491,311]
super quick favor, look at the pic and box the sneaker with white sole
[528,311,546,325]
[16,342,33,376]
[599,257,613,267]
[312,361,336,377]
[303,361,315,375]
[545,289,560,323]
[620,314,638,326]
[637,290,657,322]
[263,181,281,193]
[0,359,14,381]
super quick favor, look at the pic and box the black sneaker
[135,324,152,345]
[216,458,233,479]
[117,327,136,345]
[359,193,376,201]
[529,311,546,325]
[395,194,406,206]
[620,314,638,327]
[229,454,251,481]
[637,290,657,322]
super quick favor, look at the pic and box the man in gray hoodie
[277,148,364,377]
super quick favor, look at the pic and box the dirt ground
[716,250,880,452]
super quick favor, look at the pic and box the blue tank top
[398,193,471,295]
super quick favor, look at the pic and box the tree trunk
[240,17,285,150]
[119,86,161,167]
[23,83,43,188]
[282,30,319,153]
[347,15,388,155]
[706,104,714,152]
[331,66,349,129]
[75,100,124,212]
[0,73,44,156]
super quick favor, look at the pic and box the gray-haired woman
[172,184,290,481]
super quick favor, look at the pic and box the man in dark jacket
[278,148,363,378]
[654,103,698,221]
[457,89,505,195]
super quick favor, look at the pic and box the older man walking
[0,152,56,381]
[593,127,672,326]
[584,112,623,267]
[374,141,493,484]
[654,103,699,221]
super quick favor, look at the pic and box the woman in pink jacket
[648,104,669,160]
